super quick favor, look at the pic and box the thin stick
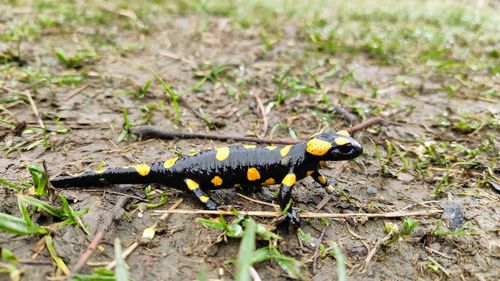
[253,91,269,138]
[25,90,45,129]
[71,196,131,275]
[312,226,328,273]
[152,209,442,218]
[236,193,278,208]
[249,266,262,281]
[362,234,391,272]
[132,126,299,145]
[347,117,384,134]
[133,115,382,146]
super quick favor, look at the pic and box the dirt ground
[1,1,499,280]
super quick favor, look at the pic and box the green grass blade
[0,213,48,235]
[17,194,63,218]
[235,219,256,281]
[0,178,24,191]
[331,241,346,281]
[114,238,130,281]
[45,235,70,276]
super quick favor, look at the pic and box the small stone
[366,186,378,195]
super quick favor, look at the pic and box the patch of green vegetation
[197,215,304,279]
[433,220,477,236]
[55,47,97,69]
[384,218,420,245]
[0,165,89,236]
[0,248,23,281]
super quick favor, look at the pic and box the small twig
[152,209,443,218]
[71,196,131,276]
[132,126,299,145]
[347,117,384,134]
[133,114,382,145]
[425,246,453,259]
[253,91,269,138]
[428,256,450,277]
[25,90,45,129]
[312,225,329,273]
[362,234,391,272]
[332,104,358,123]
[236,193,278,208]
[63,84,89,101]
[249,266,262,281]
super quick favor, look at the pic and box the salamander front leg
[184,179,219,210]
[311,170,339,196]
[279,171,300,224]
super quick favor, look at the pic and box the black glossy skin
[51,132,363,218]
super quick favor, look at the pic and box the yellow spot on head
[318,175,327,185]
[263,178,275,185]
[306,139,332,156]
[280,145,292,157]
[243,145,256,149]
[337,130,350,137]
[199,195,210,203]
[216,147,230,161]
[185,179,199,190]
[266,146,277,151]
[334,137,350,146]
[163,157,179,169]
[306,170,314,176]
[247,167,261,181]
[211,176,223,186]
[282,174,296,186]
[132,164,150,176]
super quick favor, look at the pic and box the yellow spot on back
[335,137,350,146]
[306,139,332,156]
[280,145,292,157]
[337,130,350,137]
[319,161,326,167]
[185,179,199,190]
[211,176,223,186]
[266,146,277,151]
[306,170,314,176]
[263,178,275,185]
[163,157,179,169]
[327,185,335,193]
[216,147,230,161]
[243,145,256,149]
[318,175,327,185]
[247,167,261,181]
[199,195,210,203]
[282,174,296,186]
[132,164,150,176]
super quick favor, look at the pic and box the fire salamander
[50,131,362,222]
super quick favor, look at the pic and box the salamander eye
[337,144,353,154]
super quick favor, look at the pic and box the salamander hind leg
[184,179,219,210]
[311,170,339,196]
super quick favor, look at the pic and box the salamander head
[305,131,363,161]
